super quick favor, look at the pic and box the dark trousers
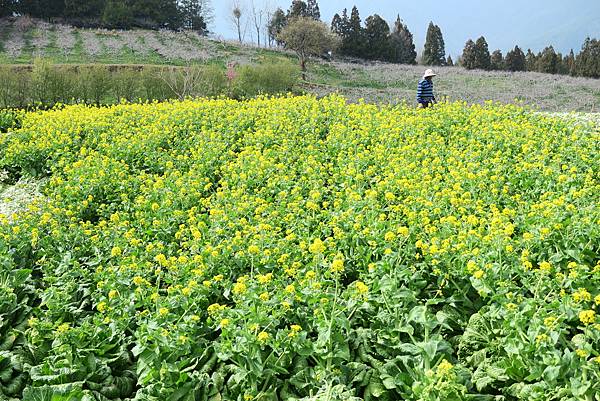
[418,100,433,108]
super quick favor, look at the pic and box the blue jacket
[417,79,435,103]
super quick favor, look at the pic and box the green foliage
[342,6,367,58]
[278,17,339,78]
[0,0,17,17]
[30,58,74,105]
[0,60,301,108]
[287,0,309,19]
[537,46,559,74]
[525,49,538,72]
[575,38,600,78]
[389,16,417,65]
[363,14,391,62]
[268,8,287,47]
[505,46,526,72]
[490,50,504,70]
[1,98,599,400]
[0,109,24,132]
[17,0,208,31]
[422,22,446,66]
[306,0,320,20]
[232,61,299,98]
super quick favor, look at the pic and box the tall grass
[0,58,301,108]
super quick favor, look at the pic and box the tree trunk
[300,57,306,81]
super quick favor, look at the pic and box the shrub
[0,66,31,108]
[77,65,113,105]
[30,58,74,106]
[192,64,228,98]
[112,69,143,102]
[232,61,300,98]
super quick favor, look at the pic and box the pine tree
[564,49,576,75]
[505,46,526,71]
[268,8,287,46]
[422,22,446,66]
[344,6,366,58]
[537,46,559,74]
[446,55,453,66]
[0,0,17,17]
[525,49,538,71]
[306,0,320,20]
[473,36,491,70]
[575,38,600,78]
[102,0,133,28]
[64,0,106,19]
[179,0,207,32]
[288,0,308,19]
[490,49,503,70]
[19,0,65,19]
[389,15,416,64]
[461,39,477,69]
[364,14,391,61]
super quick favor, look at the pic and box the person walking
[417,69,437,108]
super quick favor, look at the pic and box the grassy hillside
[1,17,599,111]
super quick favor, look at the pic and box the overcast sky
[209,0,600,58]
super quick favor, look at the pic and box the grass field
[1,17,599,111]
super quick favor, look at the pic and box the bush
[193,64,228,98]
[77,65,113,105]
[0,67,31,108]
[0,61,301,108]
[140,67,172,102]
[232,61,300,98]
[30,58,74,105]
[112,69,143,102]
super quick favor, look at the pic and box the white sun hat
[423,69,437,78]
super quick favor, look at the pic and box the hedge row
[0,59,301,108]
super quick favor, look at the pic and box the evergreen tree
[179,0,207,32]
[306,0,320,20]
[446,55,454,66]
[490,49,504,70]
[133,0,181,28]
[64,0,106,19]
[268,8,287,46]
[525,49,538,71]
[331,13,344,37]
[473,36,491,70]
[575,38,600,78]
[505,45,526,71]
[422,22,445,65]
[555,51,567,75]
[102,0,133,28]
[0,0,17,17]
[389,15,416,64]
[461,39,477,69]
[287,0,308,19]
[344,6,366,58]
[364,14,391,61]
[537,46,559,74]
[19,0,65,19]
[564,49,576,75]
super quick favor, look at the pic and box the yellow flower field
[0,96,599,401]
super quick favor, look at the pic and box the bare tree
[158,65,204,100]
[229,1,245,43]
[249,0,264,47]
